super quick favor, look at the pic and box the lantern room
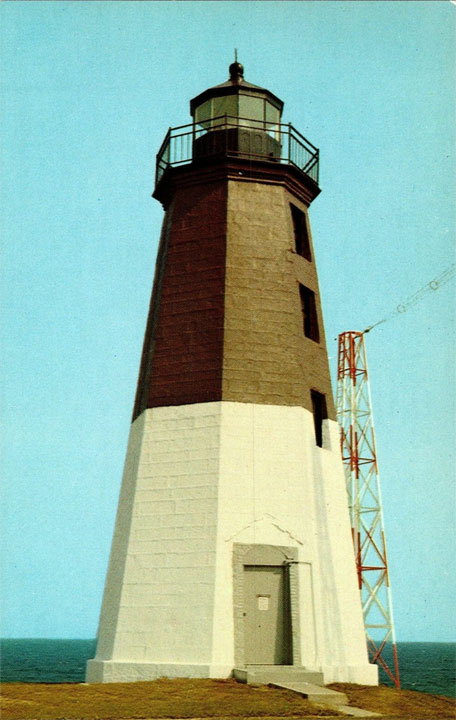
[190,61,284,163]
[190,61,283,130]
[154,61,319,195]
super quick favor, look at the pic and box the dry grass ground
[1,679,454,720]
[330,683,456,719]
[0,678,342,720]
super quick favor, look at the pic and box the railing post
[288,123,291,165]
[224,114,228,155]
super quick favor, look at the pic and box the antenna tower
[336,331,400,687]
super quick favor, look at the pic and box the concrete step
[234,668,380,717]
[233,665,324,686]
[270,680,348,707]
[337,706,381,717]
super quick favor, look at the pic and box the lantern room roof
[190,61,284,116]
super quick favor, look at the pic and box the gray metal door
[243,564,292,665]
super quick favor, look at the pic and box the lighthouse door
[243,565,292,665]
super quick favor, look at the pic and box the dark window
[291,204,311,261]
[299,285,320,343]
[311,390,327,448]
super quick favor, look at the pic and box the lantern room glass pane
[238,94,264,126]
[212,95,237,126]
[265,101,280,140]
[266,102,280,125]
[195,99,213,129]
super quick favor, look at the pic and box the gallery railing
[155,116,319,188]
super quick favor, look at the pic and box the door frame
[232,543,302,667]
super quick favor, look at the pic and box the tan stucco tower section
[223,180,334,416]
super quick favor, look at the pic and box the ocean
[0,640,454,697]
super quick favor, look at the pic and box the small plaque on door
[257,595,270,611]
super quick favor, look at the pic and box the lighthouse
[86,61,378,686]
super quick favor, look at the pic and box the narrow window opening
[299,285,320,343]
[311,390,327,448]
[291,204,311,261]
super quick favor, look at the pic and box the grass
[2,678,455,720]
[330,682,456,718]
[0,678,342,720]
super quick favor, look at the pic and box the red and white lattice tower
[336,331,400,688]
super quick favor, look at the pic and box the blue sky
[1,1,455,642]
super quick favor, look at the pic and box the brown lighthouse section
[133,60,334,422]
[133,179,227,413]
[87,62,377,686]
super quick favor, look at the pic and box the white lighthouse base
[86,659,377,685]
[87,402,378,686]
[86,661,234,683]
